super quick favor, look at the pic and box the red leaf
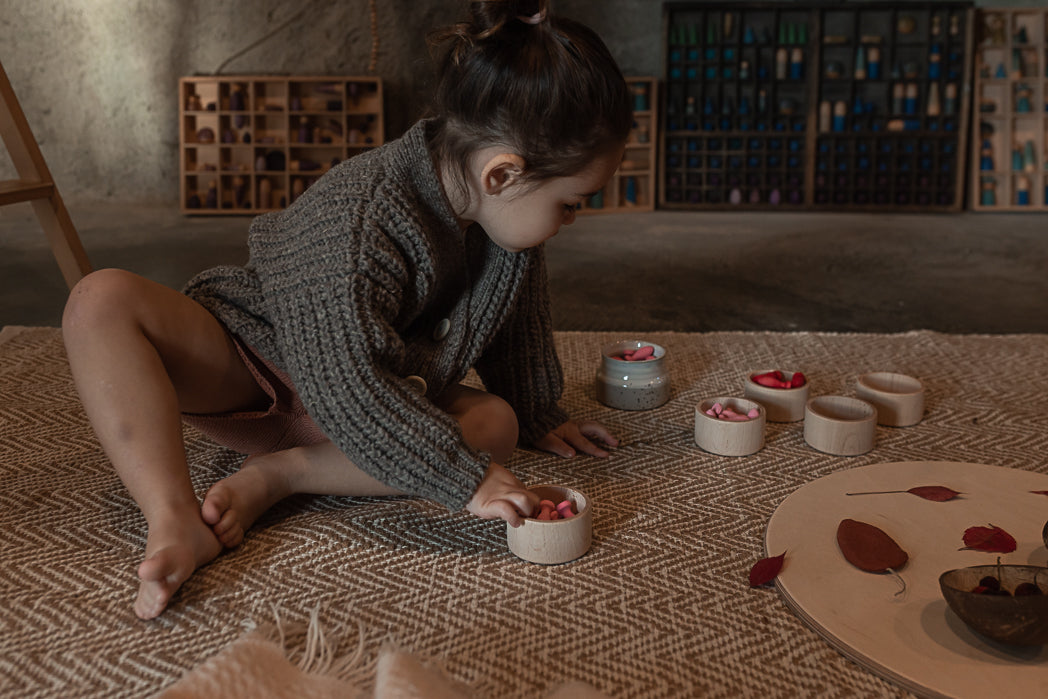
[1031,490,1048,497]
[837,519,908,573]
[961,524,1017,553]
[749,552,786,587]
[846,485,961,501]
[906,485,961,502]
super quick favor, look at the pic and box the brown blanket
[3,326,1046,697]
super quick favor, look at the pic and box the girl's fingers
[569,433,608,458]
[535,433,575,458]
[580,421,619,448]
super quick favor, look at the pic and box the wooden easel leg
[1,59,92,290]
[29,193,92,289]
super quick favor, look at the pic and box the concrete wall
[0,0,1028,204]
[0,0,662,204]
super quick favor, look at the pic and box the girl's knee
[458,392,519,464]
[63,269,147,332]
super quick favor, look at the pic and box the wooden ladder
[1,59,91,289]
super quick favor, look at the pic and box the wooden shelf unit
[660,2,973,211]
[970,8,1048,211]
[179,75,384,214]
[577,76,659,214]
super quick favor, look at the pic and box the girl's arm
[474,245,569,444]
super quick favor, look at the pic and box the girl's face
[473,145,625,253]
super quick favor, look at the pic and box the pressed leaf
[837,519,909,573]
[846,485,961,501]
[961,524,1017,553]
[905,485,961,501]
[749,552,786,587]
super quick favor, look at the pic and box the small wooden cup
[507,485,592,565]
[855,372,925,427]
[803,395,877,456]
[694,397,765,456]
[743,369,809,422]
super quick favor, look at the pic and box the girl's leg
[200,384,519,545]
[62,269,268,619]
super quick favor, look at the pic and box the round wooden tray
[765,461,1048,698]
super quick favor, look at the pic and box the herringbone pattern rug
[2,326,1047,697]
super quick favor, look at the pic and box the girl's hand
[466,462,540,528]
[534,420,619,459]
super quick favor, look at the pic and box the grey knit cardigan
[184,120,568,510]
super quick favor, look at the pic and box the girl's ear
[479,153,526,195]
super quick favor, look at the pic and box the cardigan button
[433,318,451,341]
[405,375,428,396]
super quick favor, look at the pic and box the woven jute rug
[2,326,1047,698]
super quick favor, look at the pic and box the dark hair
[427,0,632,197]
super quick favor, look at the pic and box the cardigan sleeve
[253,210,491,511]
[474,245,569,446]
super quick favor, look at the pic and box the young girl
[62,0,633,620]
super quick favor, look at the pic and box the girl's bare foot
[135,513,222,620]
[201,455,292,548]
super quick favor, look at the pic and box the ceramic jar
[595,340,670,411]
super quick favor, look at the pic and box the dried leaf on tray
[749,552,786,587]
[846,485,961,501]
[961,524,1017,553]
[837,519,909,573]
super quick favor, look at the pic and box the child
[62,0,633,620]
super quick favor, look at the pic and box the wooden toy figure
[979,140,994,171]
[631,84,648,112]
[979,176,996,206]
[926,82,941,116]
[1015,84,1032,113]
[624,176,637,205]
[867,46,881,79]
[1022,140,1036,172]
[985,14,1006,45]
[1015,174,1030,205]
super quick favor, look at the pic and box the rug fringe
[257,605,375,685]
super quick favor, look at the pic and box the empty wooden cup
[507,485,592,565]
[855,372,924,427]
[803,395,877,455]
[743,369,809,422]
[694,397,765,456]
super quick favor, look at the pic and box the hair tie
[517,10,546,25]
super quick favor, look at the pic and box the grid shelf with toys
[576,77,659,214]
[971,8,1048,211]
[659,2,973,211]
[179,75,384,214]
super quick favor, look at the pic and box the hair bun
[468,0,549,38]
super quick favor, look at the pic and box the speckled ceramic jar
[595,340,670,411]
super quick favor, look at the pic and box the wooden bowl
[855,372,925,427]
[939,565,1048,646]
[803,395,877,456]
[694,397,765,456]
[507,485,592,565]
[743,369,809,422]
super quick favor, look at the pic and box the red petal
[1031,490,1048,497]
[837,519,909,572]
[961,524,1017,553]
[749,552,786,587]
[753,373,783,388]
[907,485,961,502]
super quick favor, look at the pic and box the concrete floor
[3,201,1046,333]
